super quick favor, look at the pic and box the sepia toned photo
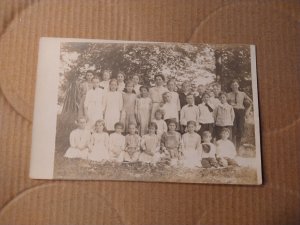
[30,38,262,185]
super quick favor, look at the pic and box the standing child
[198,92,215,137]
[216,128,238,167]
[135,86,152,136]
[191,81,202,106]
[103,79,123,133]
[201,131,218,168]
[213,83,222,97]
[117,71,126,92]
[122,81,137,133]
[132,74,142,96]
[160,120,182,165]
[227,80,253,148]
[160,92,178,124]
[197,84,206,102]
[152,109,168,140]
[214,92,235,140]
[64,117,91,159]
[149,74,168,119]
[78,70,94,118]
[84,77,105,128]
[180,94,200,133]
[181,121,202,168]
[167,79,180,122]
[178,81,191,108]
[208,89,220,109]
[109,122,125,162]
[124,123,141,162]
[139,122,162,164]
[100,69,112,93]
[88,120,110,162]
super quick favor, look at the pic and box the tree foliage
[216,45,253,98]
[59,42,253,113]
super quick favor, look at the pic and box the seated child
[181,121,202,168]
[201,131,218,168]
[109,122,125,162]
[139,122,162,164]
[124,123,141,162]
[216,128,238,167]
[88,120,110,162]
[64,117,91,160]
[152,109,168,140]
[160,119,182,165]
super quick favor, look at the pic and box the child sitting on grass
[160,119,182,166]
[124,123,141,162]
[88,120,110,162]
[201,131,218,168]
[64,117,91,160]
[152,109,168,140]
[139,122,161,164]
[181,121,202,168]
[216,128,238,167]
[109,122,125,162]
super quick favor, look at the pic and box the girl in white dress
[104,79,123,132]
[117,71,126,92]
[99,69,112,93]
[84,77,105,128]
[216,128,238,167]
[109,122,125,162]
[152,109,168,140]
[160,92,178,123]
[139,122,162,164]
[132,74,142,96]
[123,123,141,162]
[64,117,91,159]
[167,79,180,122]
[135,86,152,136]
[88,120,110,162]
[181,121,202,168]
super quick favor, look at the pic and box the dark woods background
[56,42,253,153]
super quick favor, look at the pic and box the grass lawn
[53,113,259,185]
[53,151,258,185]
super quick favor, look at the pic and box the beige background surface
[0,0,299,224]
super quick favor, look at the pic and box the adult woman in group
[227,80,252,148]
[149,74,168,119]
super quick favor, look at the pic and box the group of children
[63,69,252,168]
[64,116,238,169]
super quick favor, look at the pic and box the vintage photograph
[31,38,262,184]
